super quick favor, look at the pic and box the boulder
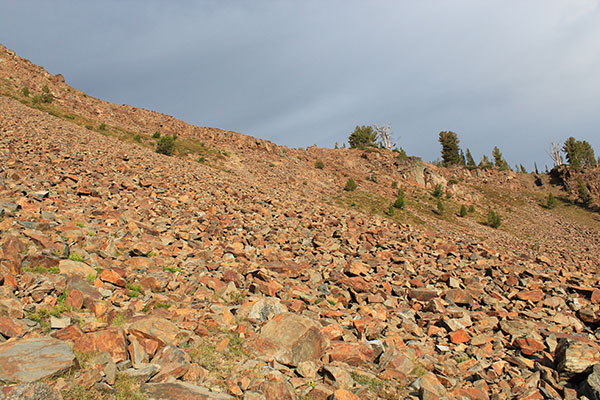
[0,337,76,383]
[253,312,325,366]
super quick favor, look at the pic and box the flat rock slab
[58,260,95,277]
[141,382,234,399]
[128,316,182,347]
[253,312,325,367]
[0,337,75,383]
[0,381,61,400]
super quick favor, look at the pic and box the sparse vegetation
[487,209,502,228]
[22,265,59,274]
[432,184,443,198]
[21,86,29,97]
[344,178,357,191]
[546,193,557,209]
[68,252,84,262]
[314,159,324,169]
[577,175,593,206]
[459,204,467,217]
[152,131,161,139]
[156,135,176,156]
[162,266,181,273]
[436,198,445,215]
[393,188,406,209]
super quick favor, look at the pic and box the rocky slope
[1,45,600,400]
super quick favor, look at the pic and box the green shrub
[393,188,405,209]
[98,123,106,131]
[468,204,475,213]
[152,131,161,139]
[487,210,502,228]
[68,252,84,262]
[577,176,593,206]
[156,135,175,156]
[315,160,324,169]
[546,193,557,209]
[432,184,443,198]
[344,178,357,191]
[386,203,395,216]
[133,134,142,143]
[21,86,29,97]
[39,85,53,103]
[391,181,398,189]
[436,198,445,215]
[459,204,467,217]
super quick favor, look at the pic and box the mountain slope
[1,44,600,399]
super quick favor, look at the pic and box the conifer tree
[438,131,461,166]
[465,148,476,167]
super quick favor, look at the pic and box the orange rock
[449,329,471,344]
[74,328,128,363]
[516,289,545,302]
[514,337,545,356]
[99,269,126,287]
[329,389,360,400]
[65,288,84,309]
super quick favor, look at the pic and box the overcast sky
[2,1,599,169]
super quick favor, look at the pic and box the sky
[1,1,600,169]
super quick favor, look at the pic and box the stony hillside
[1,44,600,400]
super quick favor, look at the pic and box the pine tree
[563,137,597,169]
[465,148,476,167]
[438,131,461,166]
[492,146,509,170]
[348,126,377,149]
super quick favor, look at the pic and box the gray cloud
[2,0,599,169]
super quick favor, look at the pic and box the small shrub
[98,123,106,131]
[393,188,405,209]
[344,178,357,191]
[152,131,161,139]
[546,193,557,209]
[154,302,171,309]
[386,203,395,216]
[315,159,324,169]
[577,176,593,206]
[162,266,181,273]
[133,134,142,143]
[449,177,459,185]
[468,204,475,213]
[487,210,502,228]
[21,86,29,97]
[198,156,205,163]
[391,181,398,189]
[68,252,84,262]
[156,135,175,156]
[436,198,445,215]
[40,85,53,103]
[432,184,443,198]
[85,124,94,130]
[459,204,467,217]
